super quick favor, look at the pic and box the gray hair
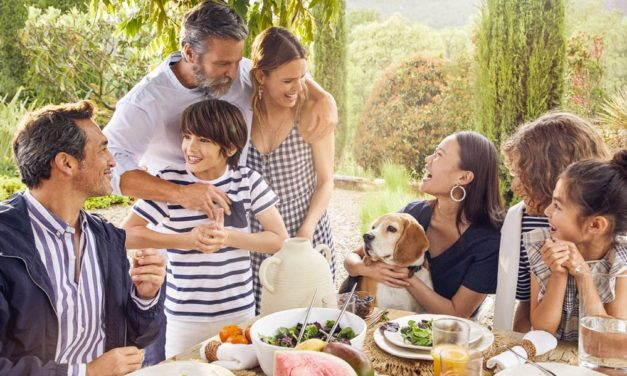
[180,1,248,56]
[12,101,94,188]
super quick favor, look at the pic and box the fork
[506,347,557,376]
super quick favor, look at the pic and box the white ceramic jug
[259,237,335,315]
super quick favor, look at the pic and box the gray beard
[192,64,233,97]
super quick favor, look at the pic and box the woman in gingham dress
[247,27,336,313]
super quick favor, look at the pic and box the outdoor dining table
[167,308,578,376]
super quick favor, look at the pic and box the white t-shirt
[132,165,279,322]
[104,53,253,194]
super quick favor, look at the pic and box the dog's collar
[408,265,422,277]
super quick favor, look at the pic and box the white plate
[128,361,235,376]
[495,362,605,375]
[382,314,483,350]
[373,315,494,360]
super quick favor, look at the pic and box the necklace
[255,111,294,154]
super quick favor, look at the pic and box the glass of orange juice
[431,319,471,376]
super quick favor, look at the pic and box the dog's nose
[363,233,374,243]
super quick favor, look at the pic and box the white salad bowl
[249,307,367,376]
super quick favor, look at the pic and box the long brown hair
[501,112,610,214]
[455,131,504,231]
[250,27,308,129]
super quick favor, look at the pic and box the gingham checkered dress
[247,124,336,314]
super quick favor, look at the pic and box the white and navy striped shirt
[24,192,156,376]
[132,165,278,322]
[515,209,550,301]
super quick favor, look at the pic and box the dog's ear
[393,215,430,266]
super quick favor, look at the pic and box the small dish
[382,314,483,350]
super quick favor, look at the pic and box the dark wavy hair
[453,131,504,231]
[561,149,627,236]
[12,100,94,188]
[181,99,248,169]
[501,112,609,214]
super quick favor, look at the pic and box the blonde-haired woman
[247,27,336,313]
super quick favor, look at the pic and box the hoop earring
[258,86,263,100]
[450,184,466,202]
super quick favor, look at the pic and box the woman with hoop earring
[345,131,504,318]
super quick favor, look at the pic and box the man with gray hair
[104,0,337,219]
[0,101,166,375]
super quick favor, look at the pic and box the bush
[596,88,627,152]
[359,162,416,233]
[19,6,156,122]
[0,88,35,171]
[354,55,472,176]
[0,175,129,210]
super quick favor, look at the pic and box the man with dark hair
[104,0,337,219]
[0,101,166,376]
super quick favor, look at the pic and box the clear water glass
[576,266,627,375]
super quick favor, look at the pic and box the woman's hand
[540,239,570,275]
[295,225,314,241]
[362,261,410,288]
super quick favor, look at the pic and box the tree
[475,0,566,203]
[313,0,347,162]
[94,0,340,56]
[0,0,85,98]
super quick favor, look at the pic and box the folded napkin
[199,340,259,370]
[486,330,558,372]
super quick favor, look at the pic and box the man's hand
[176,183,231,220]
[131,249,165,299]
[299,95,337,143]
[185,209,228,253]
[86,347,144,376]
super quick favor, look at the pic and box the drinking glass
[577,266,627,375]
[431,318,471,376]
[439,349,483,376]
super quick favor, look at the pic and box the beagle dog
[361,213,432,313]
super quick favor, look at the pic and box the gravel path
[92,188,368,288]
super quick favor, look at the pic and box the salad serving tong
[295,288,318,345]
[325,283,358,343]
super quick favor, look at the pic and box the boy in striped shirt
[122,99,287,357]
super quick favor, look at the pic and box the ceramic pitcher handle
[315,244,333,265]
[259,257,282,293]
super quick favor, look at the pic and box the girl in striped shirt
[122,99,288,357]
[527,150,627,341]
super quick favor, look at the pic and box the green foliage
[0,175,129,209]
[313,0,347,163]
[19,6,155,121]
[597,88,627,151]
[0,88,36,167]
[84,195,130,210]
[565,0,627,94]
[359,163,415,233]
[0,176,26,201]
[94,0,340,57]
[0,0,86,98]
[475,0,566,204]
[354,55,473,176]
[345,13,472,159]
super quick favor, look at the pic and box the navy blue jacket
[0,193,165,375]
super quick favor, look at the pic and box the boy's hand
[540,239,569,275]
[131,249,165,299]
[187,209,227,253]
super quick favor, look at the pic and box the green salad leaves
[400,319,433,346]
